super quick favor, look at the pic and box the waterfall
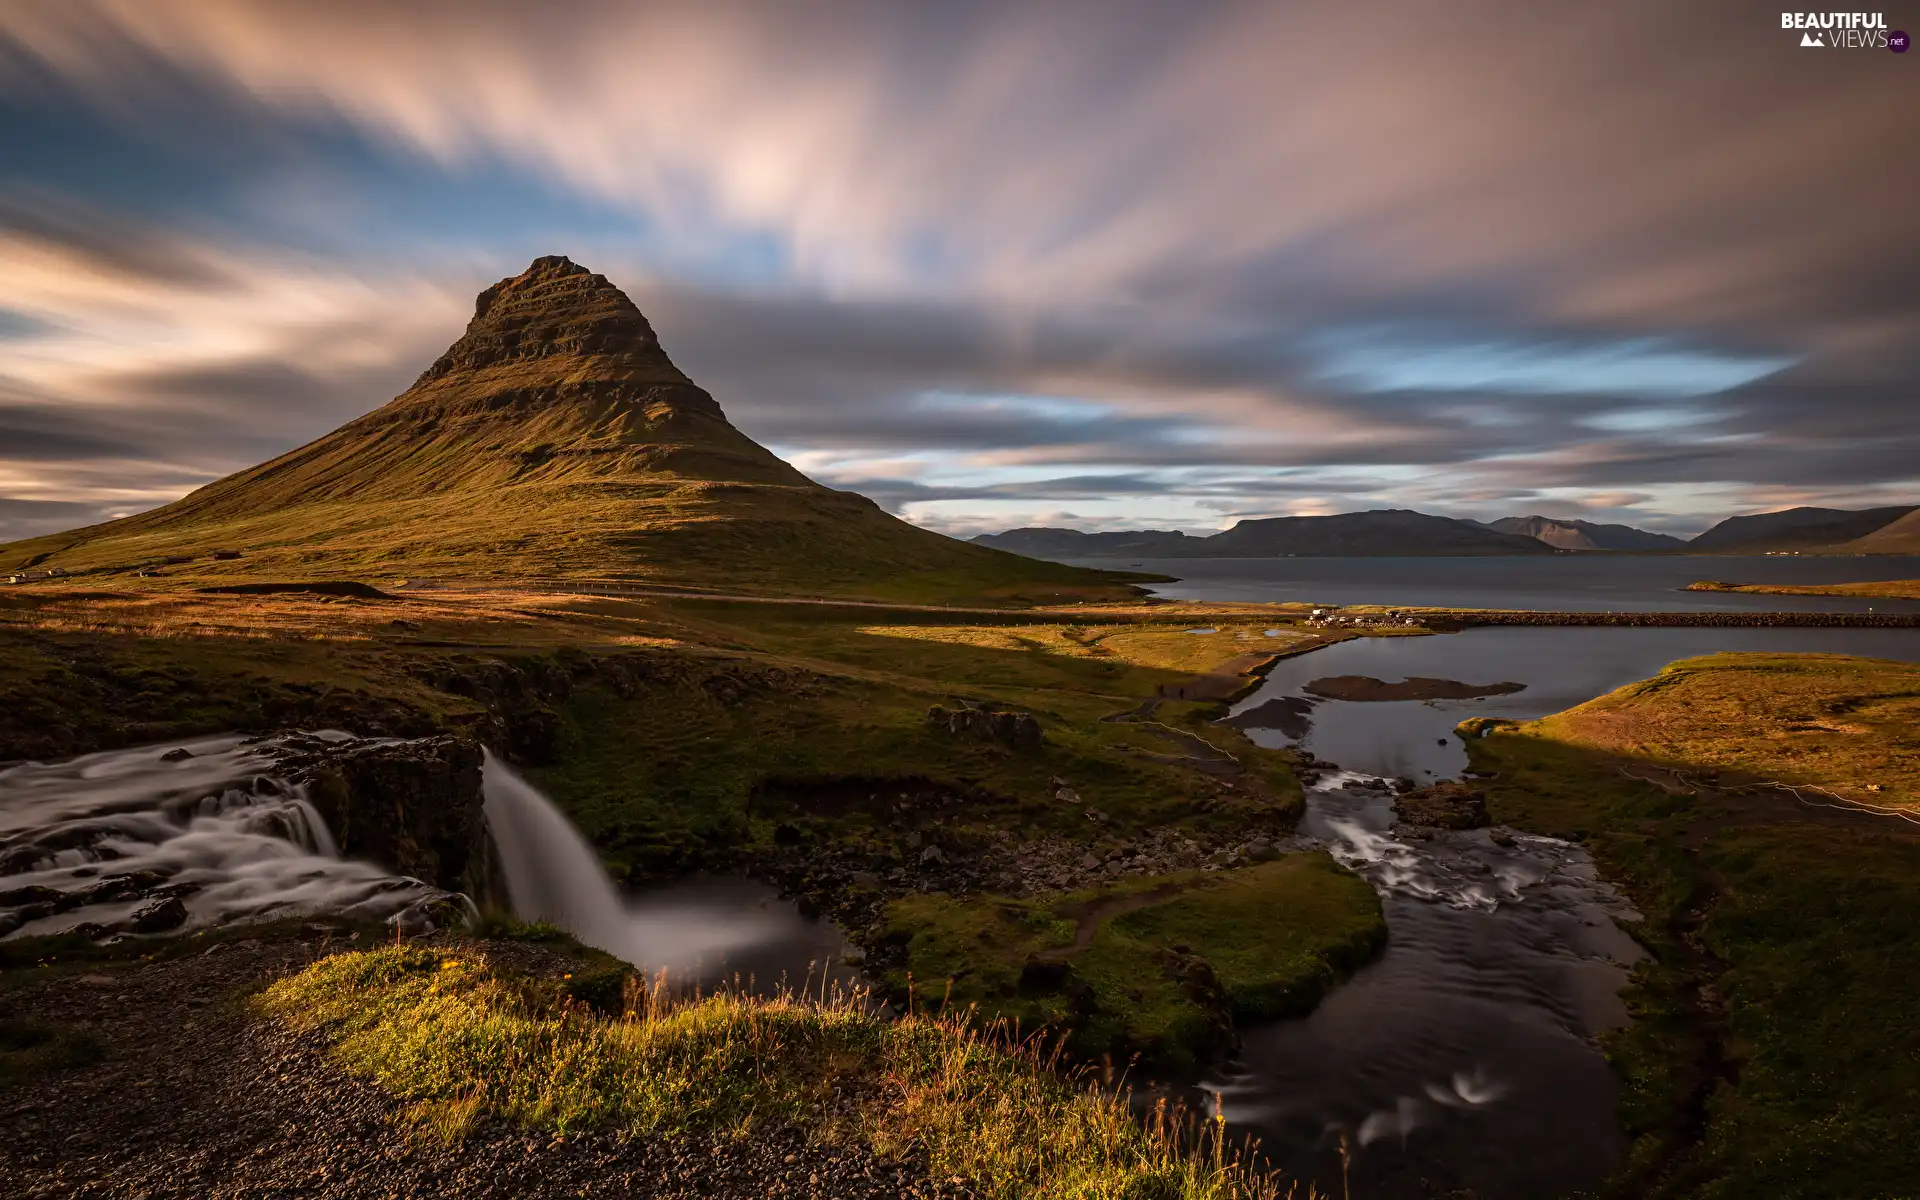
[0,735,849,990]
[478,751,825,983]
[479,748,637,950]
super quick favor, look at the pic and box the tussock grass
[261,946,1308,1199]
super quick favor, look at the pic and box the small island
[1685,579,1920,600]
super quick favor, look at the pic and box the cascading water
[0,734,459,939]
[0,736,854,996]
[1200,770,1647,1200]
[480,751,854,991]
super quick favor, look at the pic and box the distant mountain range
[973,504,1918,559]
[976,510,1553,559]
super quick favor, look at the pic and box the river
[1228,625,1920,779]
[1199,623,1919,1197]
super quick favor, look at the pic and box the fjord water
[1229,626,1920,779]
[1081,554,1920,612]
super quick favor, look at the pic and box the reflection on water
[484,754,855,994]
[1210,775,1646,1199]
[1231,626,1920,778]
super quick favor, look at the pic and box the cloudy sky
[0,0,1915,542]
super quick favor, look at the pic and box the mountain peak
[416,254,682,385]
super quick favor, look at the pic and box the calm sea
[1056,554,1920,613]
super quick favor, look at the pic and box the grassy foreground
[1465,652,1920,1198]
[260,945,1303,1200]
[884,855,1384,1069]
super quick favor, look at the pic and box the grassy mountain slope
[0,257,1138,605]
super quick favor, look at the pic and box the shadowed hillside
[1842,507,1920,554]
[1686,505,1914,553]
[974,510,1553,559]
[1485,515,1687,552]
[0,257,1139,605]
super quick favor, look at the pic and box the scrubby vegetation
[0,586,1311,872]
[261,945,1304,1200]
[882,855,1384,1069]
[1520,651,1919,811]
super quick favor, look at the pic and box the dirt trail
[1042,881,1200,958]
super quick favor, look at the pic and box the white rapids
[0,734,458,939]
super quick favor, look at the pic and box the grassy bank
[882,855,1384,1070]
[260,944,1300,1200]
[1465,652,1920,1198]
[1684,579,1920,601]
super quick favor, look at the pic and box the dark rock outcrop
[296,736,486,892]
[926,704,1043,751]
[1396,780,1490,829]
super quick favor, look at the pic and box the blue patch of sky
[909,390,1118,424]
[1580,406,1728,433]
[0,76,797,291]
[1306,325,1794,400]
[0,309,52,338]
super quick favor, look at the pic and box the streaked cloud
[0,0,1913,541]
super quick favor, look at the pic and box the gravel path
[1,933,965,1199]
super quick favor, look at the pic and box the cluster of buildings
[3,566,66,585]
[1304,606,1424,630]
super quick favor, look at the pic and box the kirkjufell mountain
[0,256,1132,602]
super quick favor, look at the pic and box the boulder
[130,895,187,932]
[1396,780,1489,829]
